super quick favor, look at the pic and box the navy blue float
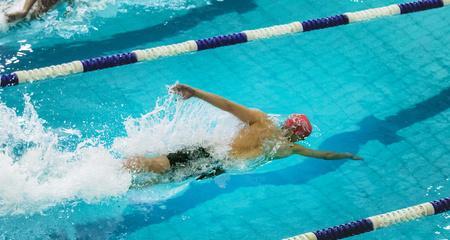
[431,197,450,214]
[0,73,18,87]
[301,15,349,32]
[290,197,450,240]
[314,219,373,240]
[81,52,138,72]
[195,32,248,51]
[399,0,444,13]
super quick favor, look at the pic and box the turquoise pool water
[0,0,449,239]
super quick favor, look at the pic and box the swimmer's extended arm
[172,84,265,124]
[6,0,38,22]
[290,144,362,160]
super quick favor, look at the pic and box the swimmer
[6,0,60,23]
[125,84,362,178]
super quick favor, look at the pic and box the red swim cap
[283,114,312,138]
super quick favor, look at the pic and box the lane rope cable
[284,197,450,240]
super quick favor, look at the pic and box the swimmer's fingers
[171,84,195,99]
[5,13,15,23]
[6,11,27,22]
[351,155,363,160]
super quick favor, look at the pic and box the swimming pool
[0,0,449,239]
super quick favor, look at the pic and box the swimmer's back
[229,116,279,159]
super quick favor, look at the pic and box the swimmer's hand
[172,84,196,100]
[6,11,27,23]
[348,153,363,160]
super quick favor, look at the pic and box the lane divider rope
[284,197,450,240]
[1,0,448,88]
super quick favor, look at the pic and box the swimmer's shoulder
[248,108,272,122]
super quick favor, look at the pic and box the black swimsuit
[166,147,225,180]
[167,147,211,167]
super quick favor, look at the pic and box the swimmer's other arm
[278,144,363,160]
[172,84,265,124]
[6,0,58,22]
[6,0,38,22]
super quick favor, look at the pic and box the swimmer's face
[282,127,304,142]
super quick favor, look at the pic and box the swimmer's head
[282,114,312,142]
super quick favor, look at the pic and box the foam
[127,181,190,204]
[112,89,243,159]
[0,95,132,216]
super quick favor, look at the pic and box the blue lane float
[399,0,444,13]
[285,197,450,240]
[196,32,248,50]
[313,219,373,240]
[81,52,138,72]
[0,73,18,87]
[301,15,349,32]
[0,0,449,87]
[431,197,450,214]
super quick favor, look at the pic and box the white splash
[127,181,190,204]
[112,89,242,160]
[0,95,132,216]
[0,14,8,32]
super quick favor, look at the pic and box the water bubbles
[0,95,131,216]
[0,13,8,32]
[425,183,446,197]
[112,90,242,159]
[0,39,33,73]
